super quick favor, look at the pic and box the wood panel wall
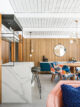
[11,42,16,62]
[2,40,9,63]
[23,38,80,66]
[0,14,2,103]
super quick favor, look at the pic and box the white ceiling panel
[10,0,80,13]
[18,18,80,28]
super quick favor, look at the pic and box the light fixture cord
[30,32,32,54]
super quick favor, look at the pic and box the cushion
[54,66,61,71]
[62,65,70,73]
[61,84,80,107]
[78,73,80,78]
[61,70,66,75]
[51,67,55,73]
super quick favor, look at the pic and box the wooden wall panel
[34,39,39,66]
[22,38,80,66]
[11,42,16,62]
[22,38,25,61]
[30,39,34,62]
[38,39,46,62]
[26,39,30,61]
[0,14,2,103]
[2,40,9,63]
[46,39,52,61]
[78,40,80,59]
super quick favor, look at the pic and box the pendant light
[29,32,34,57]
[70,33,74,44]
[70,20,79,44]
[29,32,32,57]
[75,20,78,44]
[70,39,74,44]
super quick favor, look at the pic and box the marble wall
[2,62,34,103]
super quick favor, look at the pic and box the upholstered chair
[46,80,80,107]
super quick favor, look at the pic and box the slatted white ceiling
[18,17,80,28]
[10,0,80,13]
[9,0,80,38]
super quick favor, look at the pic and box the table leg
[70,67,76,80]
[59,73,63,80]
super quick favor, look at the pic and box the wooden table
[62,63,80,80]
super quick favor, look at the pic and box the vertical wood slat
[46,39,52,61]
[22,37,24,61]
[34,39,39,66]
[27,39,30,61]
[0,14,2,103]
[51,39,53,61]
[11,42,16,62]
[23,38,27,61]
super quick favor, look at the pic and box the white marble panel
[2,62,34,103]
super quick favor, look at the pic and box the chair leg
[51,74,55,81]
[31,73,41,99]
[77,76,79,80]
[67,77,70,80]
[31,74,35,84]
[36,74,41,99]
[59,74,63,80]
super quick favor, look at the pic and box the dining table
[62,62,80,80]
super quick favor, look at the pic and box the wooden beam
[0,14,2,103]
[18,35,22,61]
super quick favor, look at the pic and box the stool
[31,67,41,99]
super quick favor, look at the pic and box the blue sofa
[40,62,53,71]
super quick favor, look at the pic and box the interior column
[18,35,23,61]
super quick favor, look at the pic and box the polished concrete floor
[0,74,59,107]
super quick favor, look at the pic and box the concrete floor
[0,104,44,107]
[0,74,59,107]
